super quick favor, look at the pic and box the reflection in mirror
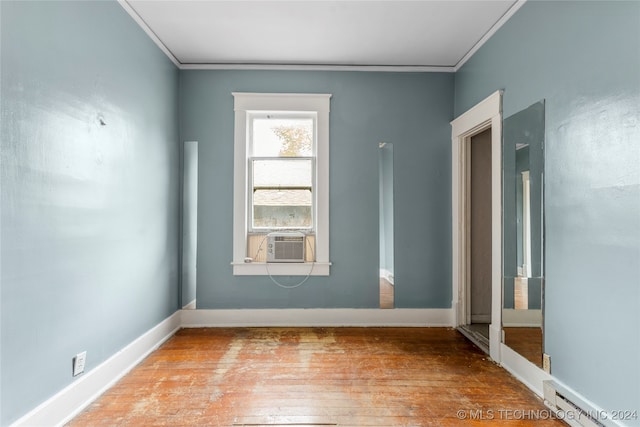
[502,101,545,367]
[182,141,198,309]
[379,142,394,309]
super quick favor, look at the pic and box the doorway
[459,128,492,353]
[450,91,503,361]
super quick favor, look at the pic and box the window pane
[252,117,313,157]
[253,190,312,228]
[253,159,312,187]
[252,158,313,229]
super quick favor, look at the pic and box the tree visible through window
[273,124,312,156]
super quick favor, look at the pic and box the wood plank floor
[514,278,528,310]
[379,279,394,309]
[68,328,563,426]
[503,327,543,369]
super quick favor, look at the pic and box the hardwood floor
[503,327,543,369]
[379,278,394,309]
[514,278,529,310]
[68,328,563,426]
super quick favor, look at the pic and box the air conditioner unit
[267,232,305,263]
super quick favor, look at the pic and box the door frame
[451,90,503,362]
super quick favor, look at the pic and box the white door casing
[450,90,503,362]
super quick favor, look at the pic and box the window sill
[232,262,331,276]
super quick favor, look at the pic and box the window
[249,114,314,231]
[232,93,331,276]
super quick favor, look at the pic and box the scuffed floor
[68,327,564,426]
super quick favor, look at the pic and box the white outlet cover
[73,351,87,377]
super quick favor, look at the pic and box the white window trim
[232,93,331,276]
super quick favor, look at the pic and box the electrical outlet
[73,351,87,377]
[543,353,551,374]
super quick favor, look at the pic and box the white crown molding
[118,0,181,68]
[119,0,522,73]
[181,63,455,73]
[118,1,456,73]
[454,0,527,72]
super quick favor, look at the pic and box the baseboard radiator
[543,381,611,427]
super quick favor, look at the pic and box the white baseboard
[500,343,552,397]
[7,306,488,426]
[12,303,622,427]
[502,309,542,327]
[14,306,609,427]
[499,343,611,426]
[181,308,454,327]
[11,311,182,427]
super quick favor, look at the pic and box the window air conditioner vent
[267,233,305,263]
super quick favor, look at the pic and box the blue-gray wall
[455,0,640,419]
[180,71,453,309]
[0,1,179,425]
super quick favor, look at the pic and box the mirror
[379,142,394,309]
[182,141,198,309]
[502,101,545,367]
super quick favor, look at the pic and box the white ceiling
[121,0,524,71]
